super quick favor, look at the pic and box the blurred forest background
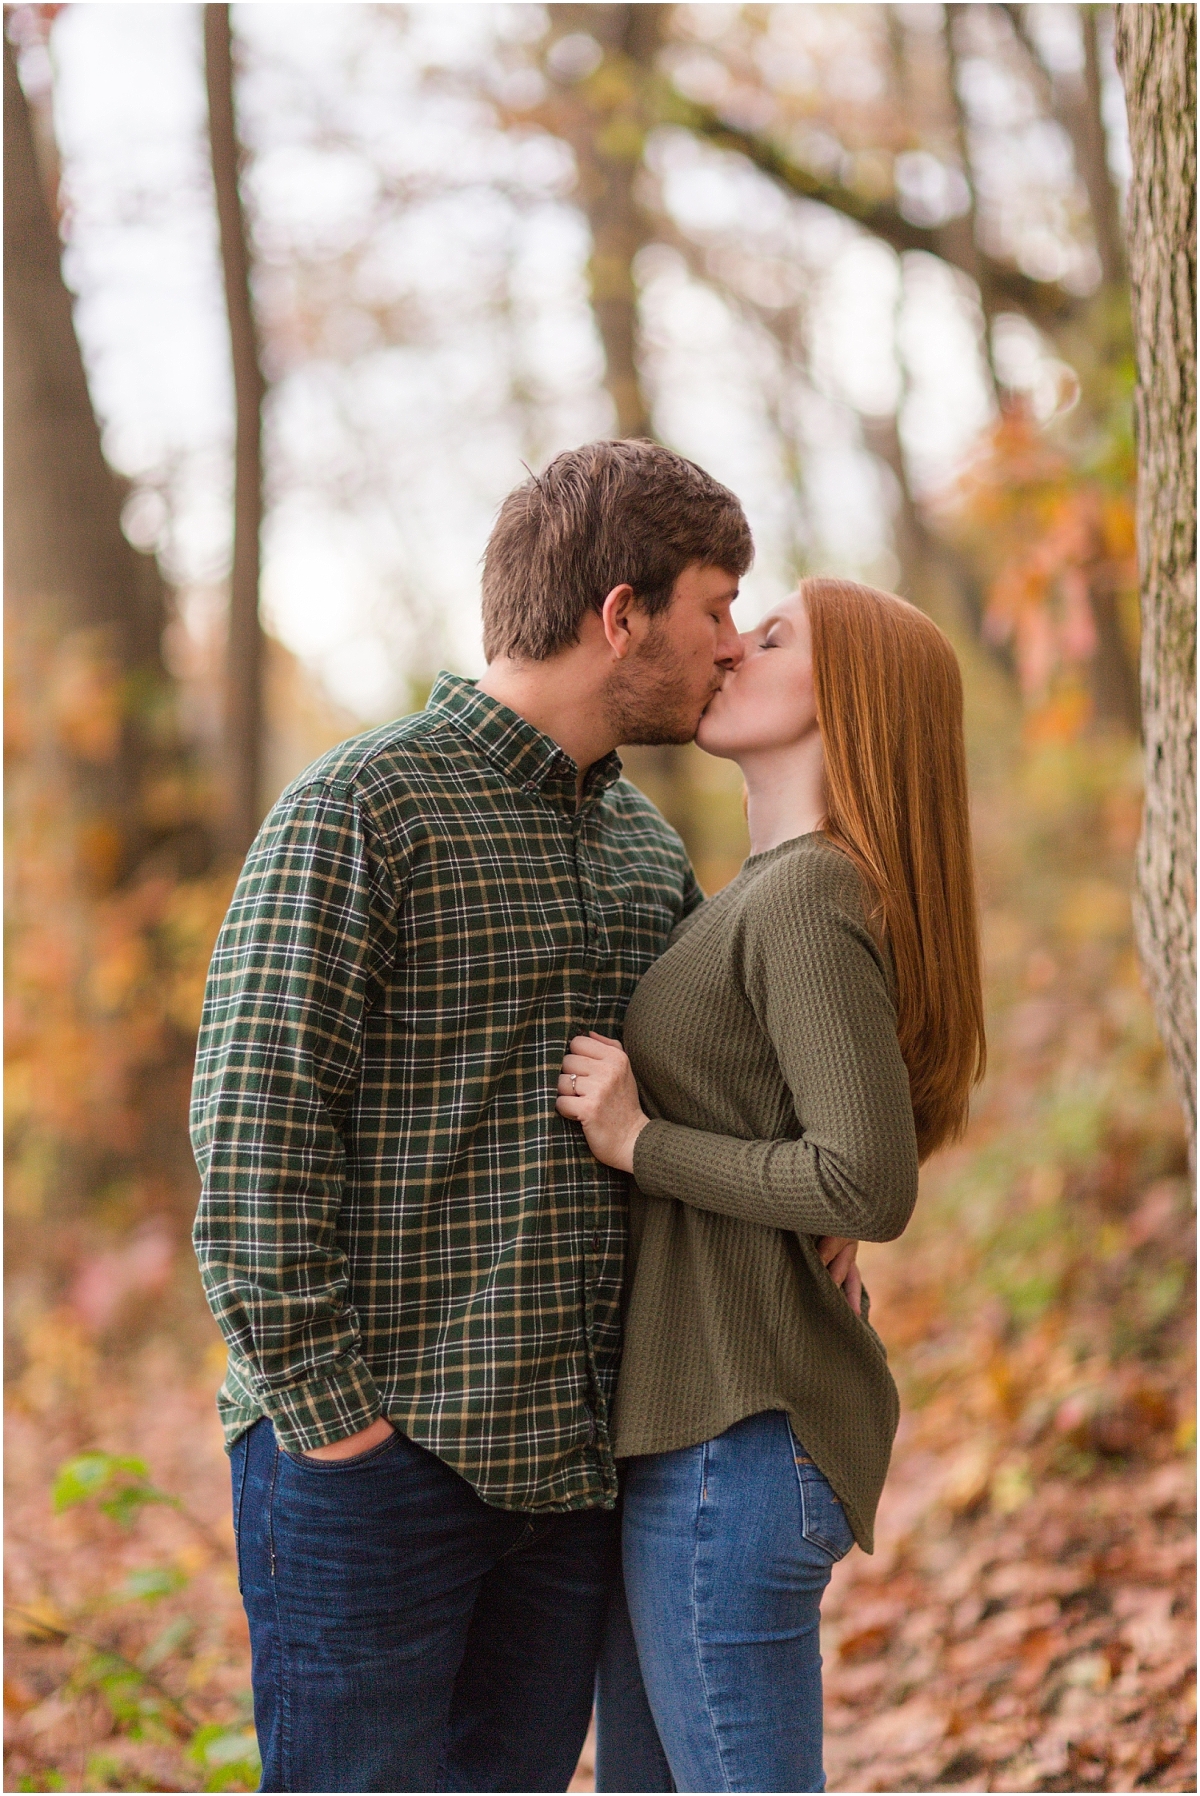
[4,4,1194,1792]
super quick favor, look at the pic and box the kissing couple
[192,439,984,1794]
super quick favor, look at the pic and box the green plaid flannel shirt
[191,673,701,1512]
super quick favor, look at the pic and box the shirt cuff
[631,1117,680,1201]
[255,1353,382,1455]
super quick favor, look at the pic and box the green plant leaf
[51,1452,178,1528]
[114,1564,189,1603]
[139,1614,194,1669]
[98,1483,177,1527]
[204,1769,261,1794]
[189,1723,261,1792]
[73,1652,149,1728]
[52,1453,146,1512]
[77,1651,141,1691]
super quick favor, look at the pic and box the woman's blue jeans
[595,1410,855,1794]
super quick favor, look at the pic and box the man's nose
[716,618,745,670]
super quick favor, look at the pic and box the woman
[556,577,986,1794]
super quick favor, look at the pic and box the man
[191,439,752,1793]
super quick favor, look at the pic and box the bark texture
[205,4,267,858]
[1114,4,1196,1160]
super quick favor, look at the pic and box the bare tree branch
[660,86,1084,333]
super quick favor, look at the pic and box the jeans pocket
[790,1435,856,1562]
[278,1428,404,1473]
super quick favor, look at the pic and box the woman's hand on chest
[556,1032,650,1174]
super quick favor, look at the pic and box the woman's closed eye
[756,613,792,651]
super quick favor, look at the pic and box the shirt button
[522,780,537,794]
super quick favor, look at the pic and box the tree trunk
[944,6,1001,403]
[4,34,166,662]
[546,4,669,439]
[1003,4,1127,294]
[6,26,211,1235]
[544,5,706,846]
[1114,3,1196,1164]
[4,29,191,884]
[1079,5,1127,292]
[205,4,267,859]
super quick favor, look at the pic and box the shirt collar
[426,672,624,807]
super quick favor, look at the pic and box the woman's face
[695,591,819,759]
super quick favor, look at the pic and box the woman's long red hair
[802,576,986,1161]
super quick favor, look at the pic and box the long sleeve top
[614,831,919,1550]
[191,673,700,1512]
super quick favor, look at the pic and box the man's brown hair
[481,440,753,662]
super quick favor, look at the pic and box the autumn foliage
[946,401,1141,741]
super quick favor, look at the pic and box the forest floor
[5,1257,1193,1795]
[820,1438,1194,1794]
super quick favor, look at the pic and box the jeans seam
[691,1438,734,1794]
[496,1518,536,1561]
[797,1461,814,1544]
[232,1443,249,1595]
[266,1441,291,1791]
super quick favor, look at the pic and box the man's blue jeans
[231,1417,619,1793]
[594,1410,855,1794]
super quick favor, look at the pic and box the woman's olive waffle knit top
[615,832,919,1552]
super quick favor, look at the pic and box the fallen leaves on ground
[822,1431,1195,1793]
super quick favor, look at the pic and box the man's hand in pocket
[301,1417,396,1461]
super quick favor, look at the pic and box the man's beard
[601,621,719,747]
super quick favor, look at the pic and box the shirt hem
[217,1398,620,1516]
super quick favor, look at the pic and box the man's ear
[599,584,638,658]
